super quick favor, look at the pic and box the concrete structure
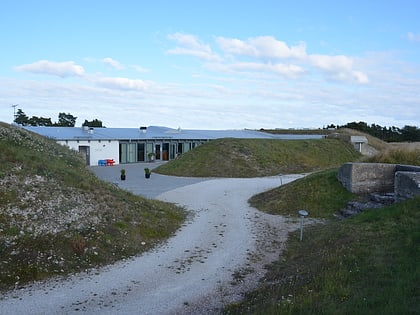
[394,166,420,202]
[350,136,368,153]
[337,162,420,201]
[337,162,396,194]
[24,125,324,166]
[327,133,375,156]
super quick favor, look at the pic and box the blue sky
[1,0,419,129]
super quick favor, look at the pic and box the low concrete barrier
[395,171,420,202]
[337,163,396,194]
[396,164,420,172]
[337,162,420,201]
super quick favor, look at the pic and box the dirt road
[0,175,303,314]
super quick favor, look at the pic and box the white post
[298,210,308,241]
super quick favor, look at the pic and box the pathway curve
[0,175,303,315]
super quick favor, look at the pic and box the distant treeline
[13,109,103,127]
[328,122,420,142]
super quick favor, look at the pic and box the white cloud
[167,33,221,61]
[217,36,307,59]
[308,54,352,72]
[9,33,416,130]
[102,57,125,70]
[308,54,369,83]
[407,32,420,43]
[15,60,85,77]
[94,76,152,91]
[176,34,368,83]
[214,61,305,78]
[351,71,369,84]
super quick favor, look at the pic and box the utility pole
[11,104,18,123]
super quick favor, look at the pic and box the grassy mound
[225,169,420,314]
[367,147,420,165]
[155,138,361,177]
[249,169,355,218]
[0,123,186,291]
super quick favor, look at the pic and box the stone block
[337,162,396,194]
[395,171,420,202]
[396,164,420,173]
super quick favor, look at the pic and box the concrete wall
[396,164,420,172]
[337,162,396,194]
[395,171,420,202]
[338,163,420,201]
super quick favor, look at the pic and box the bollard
[298,210,309,241]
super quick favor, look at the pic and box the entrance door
[155,144,161,160]
[120,143,136,163]
[170,143,177,159]
[137,143,145,162]
[78,146,90,165]
[162,143,169,161]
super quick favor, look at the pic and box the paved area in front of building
[90,162,211,199]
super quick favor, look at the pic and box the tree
[14,109,29,126]
[339,121,420,142]
[28,116,53,126]
[12,108,78,127]
[82,119,104,127]
[401,125,420,141]
[56,112,77,127]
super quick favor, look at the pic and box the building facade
[24,125,324,166]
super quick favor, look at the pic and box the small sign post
[298,210,309,241]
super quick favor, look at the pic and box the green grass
[367,148,420,165]
[0,123,186,291]
[249,169,356,218]
[155,138,361,177]
[3,122,418,314]
[224,172,420,315]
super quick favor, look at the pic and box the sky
[1,0,419,130]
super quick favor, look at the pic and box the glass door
[127,143,136,163]
[120,143,127,163]
[170,143,177,160]
[137,143,145,162]
[155,144,161,160]
[119,143,136,163]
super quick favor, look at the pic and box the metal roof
[23,126,324,141]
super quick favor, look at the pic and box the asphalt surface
[90,162,211,199]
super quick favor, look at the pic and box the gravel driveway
[0,164,304,314]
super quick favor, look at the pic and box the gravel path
[0,166,304,314]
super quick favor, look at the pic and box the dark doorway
[78,146,90,165]
[137,143,145,162]
[155,144,161,160]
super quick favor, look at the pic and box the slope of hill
[223,138,420,314]
[225,168,420,314]
[0,123,185,291]
[154,138,361,177]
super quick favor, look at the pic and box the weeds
[0,123,186,292]
[368,148,420,165]
[70,235,87,256]
[154,138,361,177]
[224,172,420,315]
[249,169,356,218]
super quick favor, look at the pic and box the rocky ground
[335,192,395,219]
[0,171,103,238]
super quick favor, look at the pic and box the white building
[24,125,324,166]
